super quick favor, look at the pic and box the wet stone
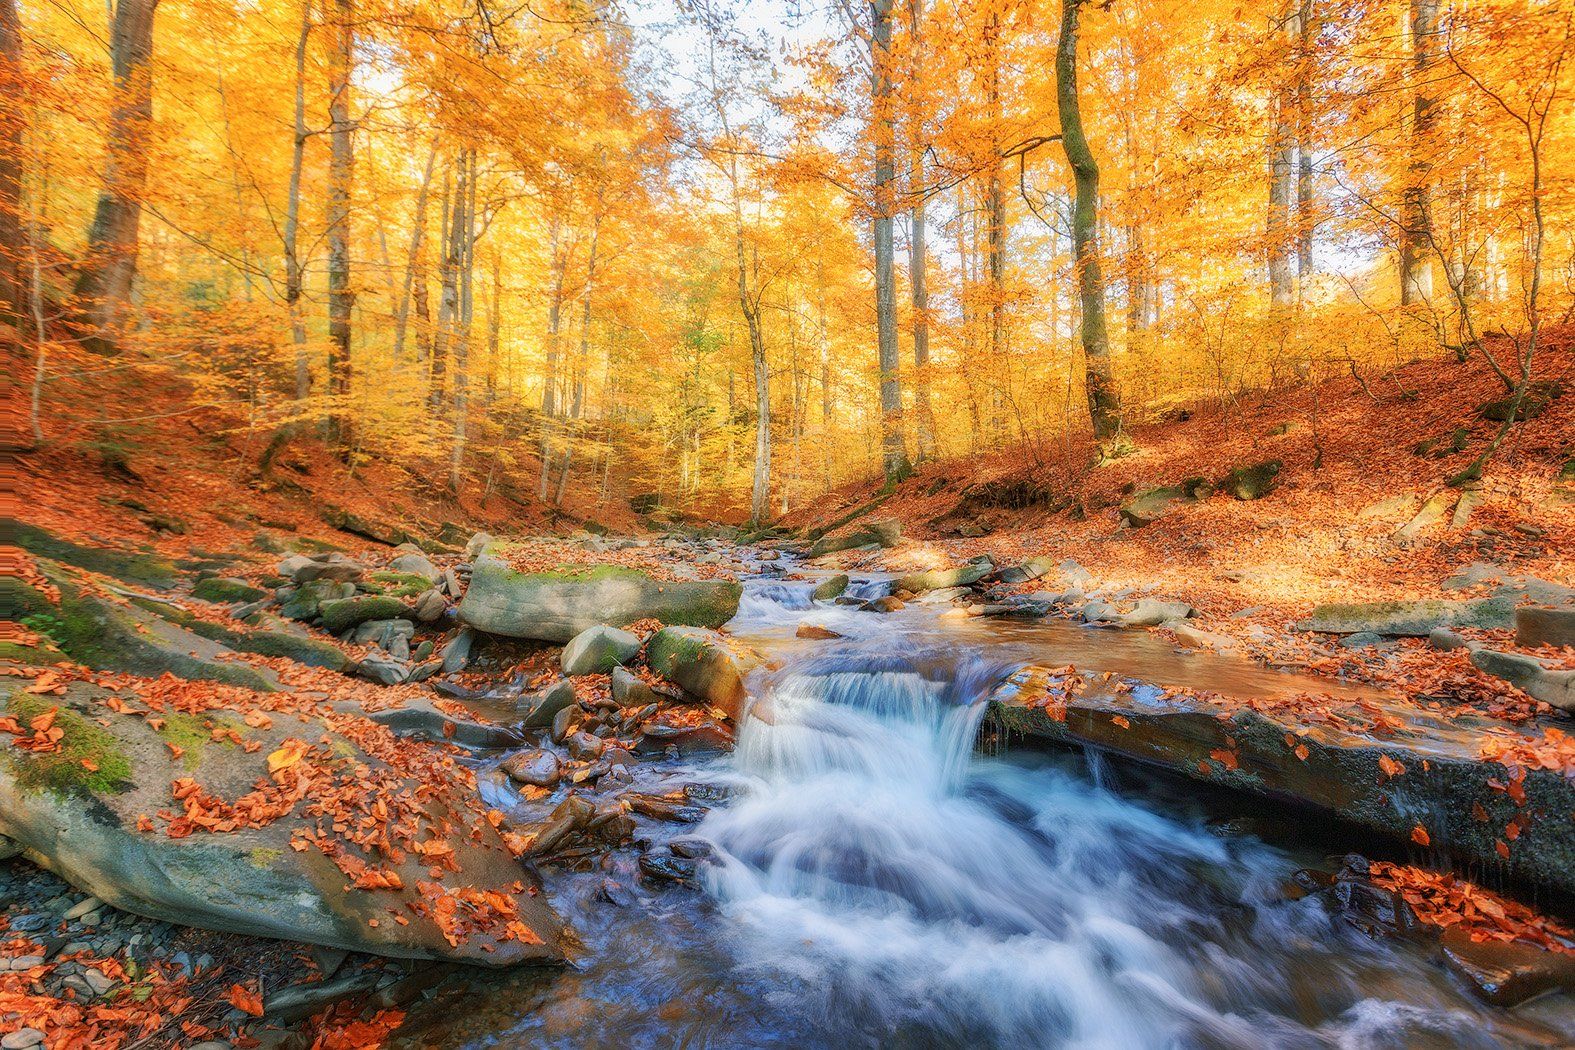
[638,853,698,885]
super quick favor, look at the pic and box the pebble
[83,967,116,996]
[2,1028,45,1049]
[63,895,102,921]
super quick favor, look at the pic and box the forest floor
[3,335,1573,1047]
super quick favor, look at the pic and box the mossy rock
[644,627,762,722]
[280,579,357,621]
[9,519,177,590]
[135,598,349,672]
[10,563,273,691]
[1119,485,1192,527]
[318,596,410,633]
[807,519,902,558]
[1,682,565,965]
[894,558,994,595]
[812,575,849,601]
[1296,598,1514,637]
[459,545,741,643]
[362,571,434,599]
[3,689,133,795]
[1220,460,1282,501]
[193,577,268,604]
[1480,380,1561,422]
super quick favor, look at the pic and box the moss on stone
[362,571,434,598]
[193,577,267,603]
[9,520,178,589]
[4,691,133,795]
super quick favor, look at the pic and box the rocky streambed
[4,518,1573,1046]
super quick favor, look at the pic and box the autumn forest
[3,0,1574,1047]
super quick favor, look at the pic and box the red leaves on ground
[1366,861,1575,954]
[227,983,265,1017]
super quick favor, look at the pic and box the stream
[394,569,1575,1048]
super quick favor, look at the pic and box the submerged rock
[459,544,740,643]
[502,749,561,788]
[811,574,850,601]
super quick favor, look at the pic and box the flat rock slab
[1295,598,1514,636]
[2,680,563,966]
[989,667,1575,896]
[459,545,741,643]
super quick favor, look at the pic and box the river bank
[4,516,1574,1046]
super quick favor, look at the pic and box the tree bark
[324,0,353,449]
[985,10,1006,433]
[1295,0,1315,295]
[449,148,475,493]
[393,140,438,363]
[1266,1,1295,311]
[283,0,312,402]
[74,0,160,348]
[1057,0,1121,440]
[907,0,936,463]
[538,216,566,502]
[872,0,909,484]
[1400,0,1438,305]
[0,0,24,324]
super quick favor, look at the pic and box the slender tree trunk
[74,0,160,348]
[1058,0,1122,440]
[449,148,475,493]
[433,162,462,412]
[872,0,909,483]
[1295,0,1315,296]
[1266,1,1295,311]
[907,0,936,463]
[486,248,499,402]
[538,217,566,502]
[324,0,353,449]
[283,0,312,402]
[555,205,599,507]
[430,166,452,404]
[985,11,1006,433]
[393,141,438,362]
[0,0,25,323]
[1400,0,1438,304]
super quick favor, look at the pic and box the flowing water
[395,571,1575,1049]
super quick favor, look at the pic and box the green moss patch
[363,571,434,598]
[4,691,133,795]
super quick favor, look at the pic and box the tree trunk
[1400,0,1438,305]
[74,0,160,348]
[393,141,438,363]
[555,205,599,507]
[324,0,353,449]
[1295,0,1315,295]
[872,0,909,484]
[1266,1,1295,311]
[449,149,476,493]
[429,166,452,405]
[907,0,936,463]
[538,217,566,502]
[985,11,1006,433]
[283,0,312,402]
[1058,0,1122,440]
[0,0,24,324]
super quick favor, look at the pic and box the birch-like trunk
[872,0,909,483]
[907,0,936,463]
[1400,0,1438,305]
[1266,1,1295,311]
[324,0,353,448]
[0,0,26,323]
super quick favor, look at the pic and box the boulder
[412,589,447,623]
[996,556,1057,585]
[0,681,563,966]
[1515,607,1575,649]
[861,596,905,613]
[319,596,410,633]
[645,627,763,722]
[465,532,495,559]
[561,625,641,675]
[1392,491,1455,544]
[520,680,578,728]
[389,553,440,582]
[894,557,994,595]
[357,655,410,686]
[502,750,561,789]
[192,577,267,604]
[1470,650,1574,712]
[610,666,670,708]
[1119,485,1192,528]
[1296,598,1514,637]
[279,580,357,621]
[458,545,740,643]
[280,553,365,585]
[811,575,850,601]
[364,697,523,749]
[1220,460,1282,501]
[1119,599,1194,627]
[136,600,348,673]
[807,519,901,558]
[1479,380,1560,422]
[440,628,475,674]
